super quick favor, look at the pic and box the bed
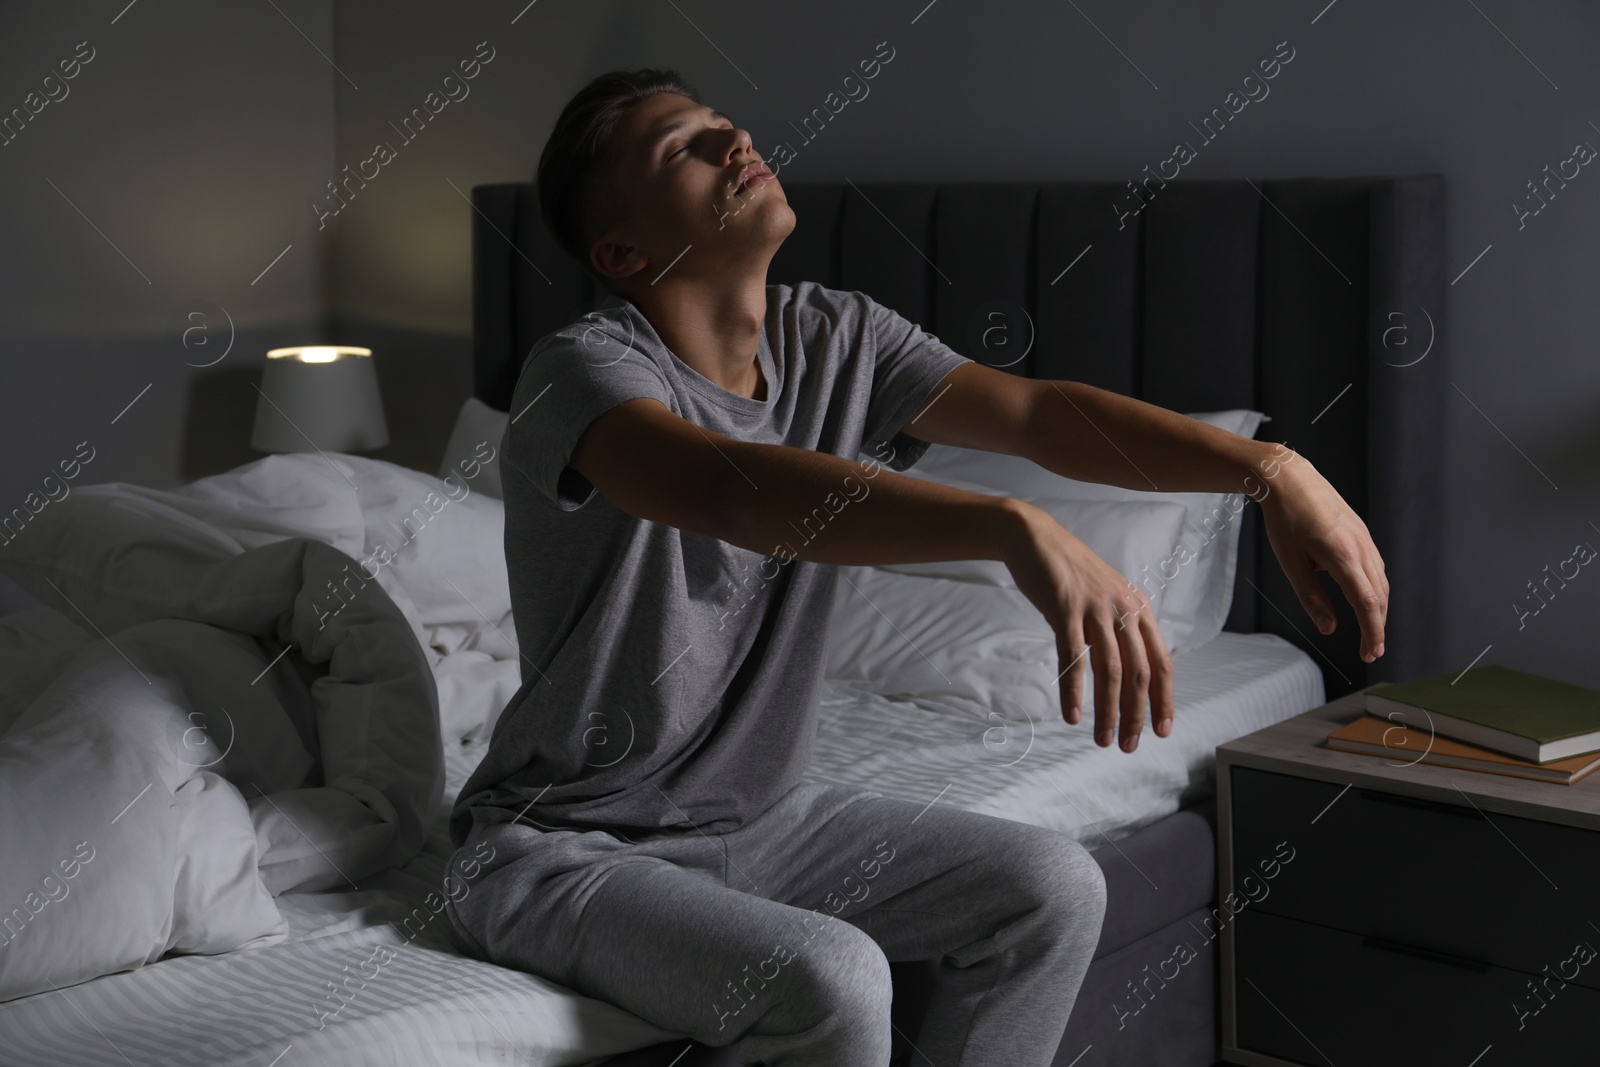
[471,174,1448,1067]
[0,175,1445,1067]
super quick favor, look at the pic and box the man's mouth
[731,162,775,197]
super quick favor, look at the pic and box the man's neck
[626,271,769,401]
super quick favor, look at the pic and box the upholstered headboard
[470,177,1447,699]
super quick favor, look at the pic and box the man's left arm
[902,362,1390,664]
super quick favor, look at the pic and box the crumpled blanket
[0,485,444,897]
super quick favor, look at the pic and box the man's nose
[723,126,756,161]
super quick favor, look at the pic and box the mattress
[0,628,1319,1067]
[806,628,1326,847]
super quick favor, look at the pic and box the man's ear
[590,233,647,284]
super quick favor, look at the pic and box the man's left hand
[1258,454,1389,663]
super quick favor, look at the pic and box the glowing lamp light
[250,345,390,453]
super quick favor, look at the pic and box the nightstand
[1216,686,1600,1066]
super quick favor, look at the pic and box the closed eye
[666,144,687,161]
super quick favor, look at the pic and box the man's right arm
[568,397,1174,753]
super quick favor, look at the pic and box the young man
[446,68,1388,1065]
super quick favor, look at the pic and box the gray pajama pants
[444,780,1108,1066]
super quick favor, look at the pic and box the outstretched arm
[568,395,1168,753]
[901,361,1390,662]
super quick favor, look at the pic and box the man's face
[591,92,794,287]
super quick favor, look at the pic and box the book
[1325,713,1600,785]
[1362,666,1600,764]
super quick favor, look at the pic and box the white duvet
[0,454,522,1003]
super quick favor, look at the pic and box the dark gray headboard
[471,177,1447,699]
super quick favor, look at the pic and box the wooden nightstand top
[1216,685,1600,833]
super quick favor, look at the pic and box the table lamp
[250,345,390,453]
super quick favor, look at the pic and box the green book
[1363,665,1600,764]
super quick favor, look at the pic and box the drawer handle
[1361,935,1490,973]
[1357,789,1484,821]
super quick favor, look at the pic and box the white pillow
[825,565,1064,725]
[877,497,1188,639]
[0,640,287,1003]
[439,397,509,500]
[905,410,1267,653]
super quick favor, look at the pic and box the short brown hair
[536,68,699,285]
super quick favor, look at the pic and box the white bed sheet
[806,629,1327,848]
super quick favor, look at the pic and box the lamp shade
[250,346,389,453]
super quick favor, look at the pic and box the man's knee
[778,913,894,1045]
[1009,832,1108,942]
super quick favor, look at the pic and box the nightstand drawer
[1234,909,1597,1066]
[1230,766,1600,991]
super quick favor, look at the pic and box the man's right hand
[999,501,1175,753]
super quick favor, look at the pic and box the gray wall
[0,0,336,609]
[328,0,1600,685]
[4,0,1597,685]
[0,1,335,485]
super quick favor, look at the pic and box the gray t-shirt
[449,281,972,846]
